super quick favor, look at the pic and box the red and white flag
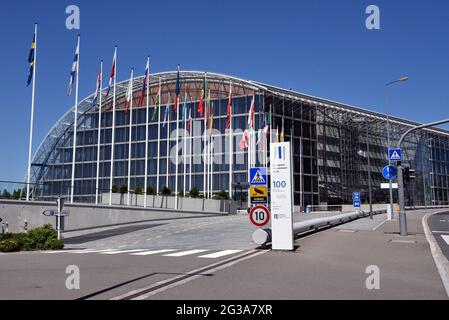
[247,93,255,129]
[239,129,249,150]
[125,69,133,113]
[105,48,116,97]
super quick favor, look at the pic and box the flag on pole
[280,121,285,143]
[225,81,232,129]
[92,62,102,105]
[162,95,170,128]
[67,39,80,96]
[247,93,255,129]
[105,49,116,97]
[173,65,180,112]
[263,125,270,139]
[197,74,206,116]
[205,89,211,125]
[182,92,188,121]
[239,130,249,150]
[125,69,133,113]
[256,129,264,146]
[209,102,214,134]
[187,108,192,130]
[152,77,162,121]
[138,58,150,107]
[27,33,36,87]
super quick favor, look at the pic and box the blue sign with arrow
[382,165,398,180]
[352,192,361,209]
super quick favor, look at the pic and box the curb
[422,211,449,298]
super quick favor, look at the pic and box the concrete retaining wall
[0,200,226,234]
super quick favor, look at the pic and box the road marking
[163,250,208,257]
[432,231,449,234]
[110,249,268,300]
[390,239,417,244]
[440,220,447,223]
[71,249,114,254]
[442,235,449,246]
[198,250,242,259]
[130,249,177,256]
[100,249,147,255]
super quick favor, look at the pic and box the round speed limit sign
[249,205,270,227]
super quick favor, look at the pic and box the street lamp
[385,76,409,219]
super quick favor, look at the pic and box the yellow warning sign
[250,186,268,198]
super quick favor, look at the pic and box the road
[0,209,447,300]
[426,211,449,261]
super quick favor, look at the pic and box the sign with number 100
[272,180,287,189]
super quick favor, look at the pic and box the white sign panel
[270,142,294,251]
[381,183,398,189]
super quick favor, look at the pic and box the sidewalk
[150,209,449,300]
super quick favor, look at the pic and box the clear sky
[0,0,448,181]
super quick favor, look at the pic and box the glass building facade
[29,71,449,207]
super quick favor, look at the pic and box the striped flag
[188,108,192,130]
[162,95,170,128]
[27,33,36,87]
[105,48,116,97]
[125,69,133,113]
[152,77,162,121]
[173,65,180,112]
[197,74,206,116]
[225,81,232,129]
[138,57,150,107]
[247,93,255,129]
[92,62,102,105]
[239,130,249,150]
[256,129,264,145]
[67,39,79,96]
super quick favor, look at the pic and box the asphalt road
[0,209,447,300]
[427,211,449,261]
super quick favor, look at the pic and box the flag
[247,94,255,129]
[188,108,192,130]
[263,125,270,139]
[280,122,285,143]
[152,77,162,121]
[205,89,211,125]
[162,95,170,128]
[182,92,188,121]
[239,130,249,150]
[27,33,36,87]
[138,57,150,107]
[197,74,206,116]
[125,70,133,113]
[67,39,79,96]
[92,62,102,105]
[173,65,180,112]
[105,48,116,97]
[256,129,264,145]
[209,102,214,134]
[225,82,232,129]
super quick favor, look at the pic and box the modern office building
[28,71,449,207]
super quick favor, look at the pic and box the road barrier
[252,209,386,246]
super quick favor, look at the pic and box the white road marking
[100,249,147,255]
[71,249,114,254]
[130,249,177,256]
[432,231,449,234]
[198,250,242,259]
[163,249,208,257]
[442,235,449,246]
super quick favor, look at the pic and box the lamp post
[358,130,373,219]
[385,76,409,219]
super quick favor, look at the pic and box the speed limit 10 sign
[249,205,271,227]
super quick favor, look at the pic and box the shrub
[161,186,172,196]
[44,238,64,250]
[0,239,20,252]
[214,190,230,200]
[134,186,143,195]
[189,187,200,198]
[22,224,60,251]
[111,185,118,193]
[146,186,155,195]
[119,185,128,194]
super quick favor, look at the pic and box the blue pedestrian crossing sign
[249,167,267,186]
[352,192,361,209]
[389,148,402,161]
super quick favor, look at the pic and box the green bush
[146,186,155,195]
[134,186,143,195]
[161,186,172,196]
[44,238,64,250]
[22,224,62,251]
[119,185,128,194]
[112,185,118,193]
[189,187,200,198]
[0,239,20,252]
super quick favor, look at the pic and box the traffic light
[404,166,416,184]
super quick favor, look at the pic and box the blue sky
[0,0,448,181]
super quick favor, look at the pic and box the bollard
[5,222,9,234]
[24,219,28,233]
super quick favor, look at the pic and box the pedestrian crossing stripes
[442,235,449,246]
[47,248,247,259]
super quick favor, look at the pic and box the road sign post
[57,197,64,240]
[270,142,294,251]
[249,205,270,227]
[352,192,361,211]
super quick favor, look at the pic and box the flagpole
[183,94,187,198]
[228,81,233,201]
[26,23,37,201]
[127,69,134,206]
[109,46,117,206]
[203,74,208,198]
[95,61,103,205]
[166,98,170,190]
[70,35,80,204]
[156,77,162,195]
[175,96,180,210]
[189,109,193,193]
[144,57,150,208]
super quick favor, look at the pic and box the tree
[146,186,155,195]
[111,185,118,193]
[1,190,11,199]
[189,187,200,198]
[134,186,143,195]
[12,189,21,200]
[119,185,128,194]
[161,186,172,196]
